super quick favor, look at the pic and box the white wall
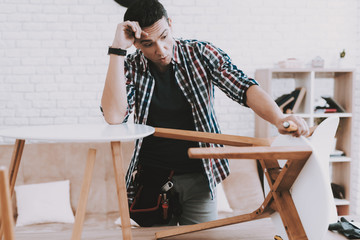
[351,0,360,216]
[0,0,359,214]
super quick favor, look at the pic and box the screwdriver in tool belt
[162,193,169,220]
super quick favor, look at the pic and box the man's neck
[150,62,171,73]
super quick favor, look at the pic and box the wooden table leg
[71,148,96,240]
[111,141,132,240]
[8,139,25,196]
[0,167,15,240]
[0,139,25,240]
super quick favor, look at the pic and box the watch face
[114,0,133,8]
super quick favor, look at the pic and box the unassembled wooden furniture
[0,166,16,240]
[255,68,355,215]
[0,122,337,240]
[0,124,154,240]
[153,126,334,240]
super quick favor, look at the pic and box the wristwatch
[108,47,127,56]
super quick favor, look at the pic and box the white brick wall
[350,0,360,216]
[1,0,122,130]
[0,0,359,214]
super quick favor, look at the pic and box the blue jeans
[168,172,217,225]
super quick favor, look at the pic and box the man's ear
[167,17,173,29]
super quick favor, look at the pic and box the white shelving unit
[254,68,355,215]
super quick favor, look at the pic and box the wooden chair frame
[0,127,313,240]
[153,128,312,240]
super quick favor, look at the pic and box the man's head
[124,0,168,28]
[125,0,173,72]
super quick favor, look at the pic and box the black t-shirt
[138,63,203,174]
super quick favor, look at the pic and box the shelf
[334,198,350,206]
[313,113,352,118]
[284,113,312,118]
[313,68,356,72]
[330,156,351,163]
[255,68,354,215]
[258,68,356,73]
[283,113,352,118]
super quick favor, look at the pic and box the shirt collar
[136,49,148,73]
[172,39,182,65]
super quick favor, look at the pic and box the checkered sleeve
[201,42,258,107]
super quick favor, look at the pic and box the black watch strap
[108,47,127,56]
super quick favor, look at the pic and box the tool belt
[129,165,179,227]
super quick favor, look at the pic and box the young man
[101,0,309,226]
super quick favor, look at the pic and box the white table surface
[0,123,154,142]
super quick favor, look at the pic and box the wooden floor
[15,218,347,240]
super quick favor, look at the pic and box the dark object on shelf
[331,182,345,199]
[330,150,345,157]
[275,87,306,114]
[113,0,133,8]
[276,95,295,112]
[275,94,293,107]
[322,96,346,113]
[329,217,360,239]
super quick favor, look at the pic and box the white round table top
[0,123,154,142]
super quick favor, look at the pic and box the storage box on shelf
[254,68,355,215]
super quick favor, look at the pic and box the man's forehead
[141,18,169,40]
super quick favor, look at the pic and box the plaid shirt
[122,38,258,198]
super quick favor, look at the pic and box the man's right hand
[111,21,148,49]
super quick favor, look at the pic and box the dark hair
[124,0,168,28]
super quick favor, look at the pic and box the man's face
[135,17,174,72]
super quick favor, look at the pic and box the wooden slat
[155,211,271,239]
[188,145,312,160]
[71,148,96,240]
[272,158,309,192]
[272,191,308,240]
[154,128,271,146]
[156,190,276,239]
[256,191,276,214]
[259,159,282,187]
[111,141,132,240]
